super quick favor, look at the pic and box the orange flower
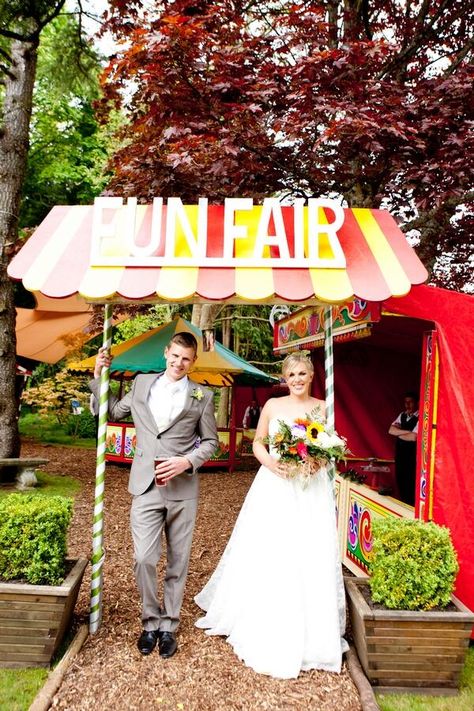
[295,417,310,427]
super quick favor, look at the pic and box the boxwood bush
[0,494,73,585]
[369,517,459,611]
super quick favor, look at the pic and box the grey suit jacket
[90,374,218,499]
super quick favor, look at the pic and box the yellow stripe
[428,343,439,521]
[234,207,274,300]
[308,269,354,303]
[23,207,90,292]
[352,209,411,296]
[157,267,199,300]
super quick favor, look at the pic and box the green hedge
[0,494,73,585]
[369,517,459,611]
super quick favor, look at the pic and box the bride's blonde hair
[281,351,314,376]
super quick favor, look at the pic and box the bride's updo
[281,351,314,376]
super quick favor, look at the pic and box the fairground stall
[8,197,429,632]
[273,285,474,618]
[69,315,277,471]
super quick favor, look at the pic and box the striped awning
[8,203,427,304]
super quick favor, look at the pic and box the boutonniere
[191,387,204,401]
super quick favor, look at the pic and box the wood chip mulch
[22,442,362,711]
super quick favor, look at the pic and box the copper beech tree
[99,0,473,290]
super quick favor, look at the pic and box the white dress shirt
[148,374,188,432]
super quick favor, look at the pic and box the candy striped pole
[89,303,112,634]
[324,305,336,481]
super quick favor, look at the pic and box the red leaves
[97,0,473,289]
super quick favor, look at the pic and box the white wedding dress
[195,416,348,679]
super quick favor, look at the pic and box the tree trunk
[0,37,38,457]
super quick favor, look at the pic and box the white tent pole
[324,305,336,481]
[89,303,113,633]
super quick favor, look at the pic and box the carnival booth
[8,198,429,631]
[69,316,277,471]
[273,285,474,618]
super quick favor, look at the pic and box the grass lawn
[376,646,474,711]
[0,668,49,711]
[19,412,96,449]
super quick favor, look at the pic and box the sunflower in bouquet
[266,407,348,487]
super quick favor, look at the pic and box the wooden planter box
[345,577,474,695]
[0,558,88,668]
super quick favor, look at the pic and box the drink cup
[154,458,168,486]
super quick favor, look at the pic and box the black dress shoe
[158,631,177,658]
[137,629,159,655]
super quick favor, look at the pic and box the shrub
[0,494,73,585]
[369,517,459,611]
[66,409,97,439]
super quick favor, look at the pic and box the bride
[195,352,347,679]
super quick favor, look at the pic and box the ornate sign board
[273,300,381,354]
[91,196,347,268]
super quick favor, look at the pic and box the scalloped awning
[8,203,427,304]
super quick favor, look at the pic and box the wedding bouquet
[265,407,348,487]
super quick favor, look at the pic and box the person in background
[242,399,260,429]
[389,391,419,506]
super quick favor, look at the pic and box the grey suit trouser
[130,483,198,633]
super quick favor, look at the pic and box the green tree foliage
[20,14,116,227]
[22,369,91,424]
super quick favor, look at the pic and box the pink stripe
[272,268,316,301]
[196,268,236,299]
[8,206,69,279]
[39,208,94,298]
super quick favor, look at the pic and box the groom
[90,332,218,658]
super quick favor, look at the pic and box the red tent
[385,285,474,612]
[290,285,474,613]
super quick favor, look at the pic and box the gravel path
[22,442,362,711]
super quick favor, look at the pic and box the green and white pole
[324,305,336,482]
[89,303,112,634]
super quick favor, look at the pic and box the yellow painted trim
[428,342,440,520]
[156,267,199,300]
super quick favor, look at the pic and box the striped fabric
[8,204,427,303]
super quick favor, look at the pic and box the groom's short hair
[169,331,198,355]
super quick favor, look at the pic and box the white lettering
[223,198,254,258]
[293,198,306,260]
[126,197,164,257]
[307,199,346,267]
[165,197,208,259]
[91,196,124,261]
[90,197,347,268]
[253,198,290,260]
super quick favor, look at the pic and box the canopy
[7,203,428,304]
[69,316,277,387]
[15,294,126,364]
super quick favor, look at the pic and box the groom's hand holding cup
[155,458,170,487]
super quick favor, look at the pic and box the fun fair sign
[91,197,347,268]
